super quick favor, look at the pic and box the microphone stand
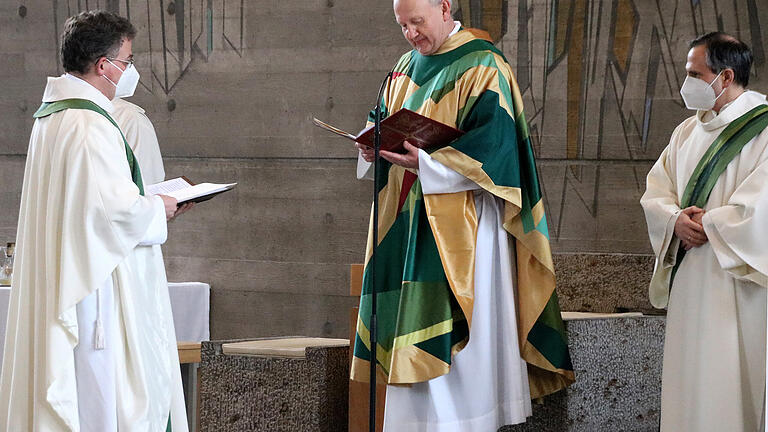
[369,69,392,432]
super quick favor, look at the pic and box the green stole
[669,104,768,288]
[33,98,145,195]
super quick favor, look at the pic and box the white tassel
[94,318,105,350]
[93,288,105,350]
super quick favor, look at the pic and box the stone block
[502,316,664,432]
[198,338,349,432]
[554,254,656,313]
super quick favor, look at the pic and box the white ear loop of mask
[102,58,123,87]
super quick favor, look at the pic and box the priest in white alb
[0,11,189,432]
[641,32,768,431]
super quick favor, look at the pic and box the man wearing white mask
[110,62,166,185]
[0,10,189,431]
[641,32,768,431]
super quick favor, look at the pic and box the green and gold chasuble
[351,29,574,398]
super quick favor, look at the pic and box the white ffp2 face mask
[679,71,725,111]
[103,59,140,99]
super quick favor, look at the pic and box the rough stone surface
[554,254,657,313]
[199,339,349,432]
[502,316,665,432]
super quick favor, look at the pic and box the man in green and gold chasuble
[352,0,574,429]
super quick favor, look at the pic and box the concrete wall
[1,0,767,339]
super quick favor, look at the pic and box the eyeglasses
[106,57,135,67]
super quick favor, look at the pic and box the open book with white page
[145,177,237,205]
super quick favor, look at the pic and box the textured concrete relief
[504,0,768,252]
[51,0,244,94]
[454,0,509,42]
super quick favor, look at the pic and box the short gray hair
[61,11,136,74]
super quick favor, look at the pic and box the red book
[313,109,464,153]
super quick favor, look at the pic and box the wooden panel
[348,306,385,432]
[349,307,357,363]
[177,342,202,364]
[349,380,386,432]
[350,263,364,296]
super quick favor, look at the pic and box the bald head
[394,0,451,13]
[394,0,454,56]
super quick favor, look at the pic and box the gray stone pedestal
[198,338,349,432]
[503,316,665,432]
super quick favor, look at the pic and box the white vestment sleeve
[357,150,481,192]
[138,195,168,246]
[357,152,374,180]
[418,149,481,194]
[56,112,166,318]
[701,154,768,287]
[641,144,683,308]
